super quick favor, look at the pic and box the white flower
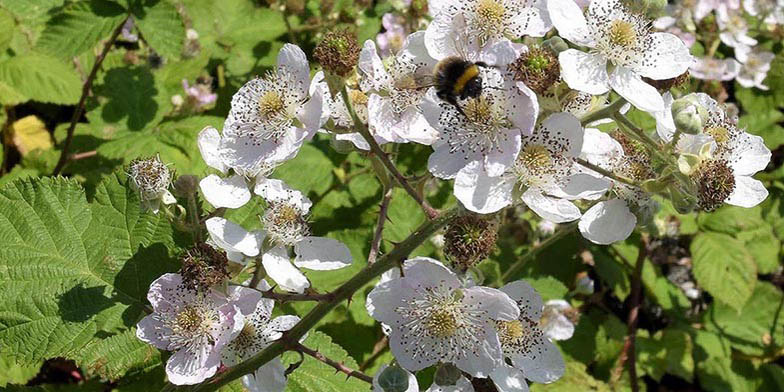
[358,32,440,146]
[366,257,520,377]
[689,57,741,81]
[205,217,263,264]
[425,376,476,392]
[222,44,324,171]
[735,45,775,90]
[548,0,692,112]
[427,0,552,47]
[127,155,176,214]
[255,179,352,293]
[488,280,565,392]
[454,112,610,221]
[540,300,576,341]
[373,365,419,392]
[423,65,538,182]
[223,280,299,392]
[377,13,409,56]
[136,273,241,385]
[744,0,784,25]
[717,6,758,49]
[578,128,657,244]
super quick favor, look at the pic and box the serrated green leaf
[527,276,569,301]
[76,329,162,380]
[697,205,765,235]
[0,8,14,53]
[0,348,42,387]
[282,331,369,392]
[736,226,781,274]
[0,173,179,377]
[132,0,184,59]
[0,52,82,105]
[636,328,694,382]
[0,0,63,21]
[36,0,127,59]
[89,66,169,132]
[691,232,756,312]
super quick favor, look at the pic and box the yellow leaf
[11,115,53,156]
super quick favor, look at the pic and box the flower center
[175,305,205,333]
[609,19,637,48]
[520,144,552,172]
[705,125,730,144]
[425,307,459,339]
[349,89,368,106]
[464,97,494,123]
[692,159,736,212]
[258,91,285,119]
[262,202,310,245]
[234,323,257,347]
[496,320,525,346]
[476,0,506,29]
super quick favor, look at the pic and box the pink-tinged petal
[399,31,437,70]
[147,273,191,312]
[262,246,310,293]
[277,43,310,97]
[197,127,228,174]
[454,161,515,214]
[165,344,218,385]
[510,338,565,384]
[637,33,693,80]
[609,67,664,112]
[542,112,583,157]
[521,189,582,223]
[499,280,544,320]
[293,236,352,270]
[227,285,266,317]
[136,315,170,350]
[489,363,530,392]
[579,199,637,244]
[205,217,261,257]
[242,357,287,392]
[199,174,251,209]
[547,0,594,46]
[559,50,610,95]
[464,286,520,321]
[726,176,768,208]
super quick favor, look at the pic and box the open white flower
[548,0,692,112]
[689,57,741,81]
[717,6,758,49]
[366,257,520,377]
[358,31,440,146]
[488,280,565,392]
[427,0,552,48]
[136,273,241,385]
[223,280,299,392]
[255,179,352,293]
[540,299,576,341]
[744,0,784,25]
[735,45,775,90]
[205,217,263,264]
[222,44,324,172]
[578,128,657,244]
[454,112,610,221]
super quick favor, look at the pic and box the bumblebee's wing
[395,74,437,90]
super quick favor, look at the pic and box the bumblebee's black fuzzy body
[433,56,487,116]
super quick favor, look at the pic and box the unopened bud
[434,363,462,386]
[671,96,708,135]
[443,215,498,271]
[574,272,595,295]
[174,174,200,197]
[668,184,698,214]
[377,365,411,392]
[313,30,361,77]
[542,36,569,53]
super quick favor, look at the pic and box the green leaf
[89,66,170,132]
[736,226,781,274]
[76,329,162,380]
[132,0,184,59]
[636,328,694,382]
[36,0,127,59]
[0,348,42,387]
[282,331,369,392]
[705,282,784,356]
[0,8,14,53]
[0,52,82,105]
[697,205,765,235]
[691,232,757,312]
[527,276,569,301]
[530,359,610,392]
[0,174,180,377]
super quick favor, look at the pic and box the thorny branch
[290,342,373,384]
[368,187,393,264]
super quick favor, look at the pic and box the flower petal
[726,176,768,208]
[293,236,352,270]
[499,280,544,320]
[428,143,472,180]
[199,174,251,209]
[277,43,310,97]
[489,363,530,392]
[165,344,218,385]
[609,67,664,112]
[262,246,310,293]
[637,32,693,80]
[578,199,637,244]
[510,338,565,383]
[547,0,594,46]
[521,189,582,223]
[206,217,261,257]
[198,126,228,174]
[559,50,610,95]
[730,133,771,176]
[254,178,312,212]
[242,357,287,392]
[454,161,515,214]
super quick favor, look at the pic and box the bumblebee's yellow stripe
[453,65,479,95]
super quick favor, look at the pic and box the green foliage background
[0,0,781,391]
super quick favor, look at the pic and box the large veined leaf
[691,233,757,312]
[36,0,127,59]
[282,331,369,392]
[0,173,180,378]
[0,52,82,105]
[132,0,184,59]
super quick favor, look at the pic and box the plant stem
[53,15,129,176]
[172,207,459,391]
[580,98,627,126]
[339,86,437,219]
[232,283,334,303]
[613,113,670,164]
[1,105,16,175]
[368,187,393,264]
[500,222,578,283]
[248,258,265,289]
[359,335,389,371]
[575,158,639,188]
[291,342,373,383]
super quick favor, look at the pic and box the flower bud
[574,272,595,295]
[541,36,569,53]
[173,174,200,197]
[313,30,361,78]
[671,96,708,135]
[443,215,498,271]
[434,363,462,386]
[377,365,411,392]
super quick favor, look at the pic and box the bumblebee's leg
[447,96,467,117]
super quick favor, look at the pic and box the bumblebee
[433,57,491,117]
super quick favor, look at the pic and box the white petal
[499,280,544,320]
[609,67,664,112]
[479,39,519,67]
[484,131,521,177]
[428,144,471,180]
[726,176,768,208]
[559,50,610,95]
[293,236,352,270]
[542,112,583,157]
[637,33,693,80]
[454,324,504,377]
[359,39,391,91]
[542,314,575,341]
[578,199,637,245]
[394,107,439,145]
[522,189,582,223]
[547,0,594,46]
[242,357,287,392]
[730,133,771,176]
[402,257,461,291]
[206,217,261,257]
[511,338,565,383]
[559,173,611,200]
[655,92,677,142]
[198,126,228,174]
[454,162,515,214]
[426,377,476,392]
[490,363,530,392]
[166,345,217,385]
[509,82,539,136]
[509,2,552,38]
[262,246,310,293]
[199,174,251,209]
[297,84,325,132]
[366,277,406,323]
[254,178,312,212]
[464,286,520,321]
[277,43,310,97]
